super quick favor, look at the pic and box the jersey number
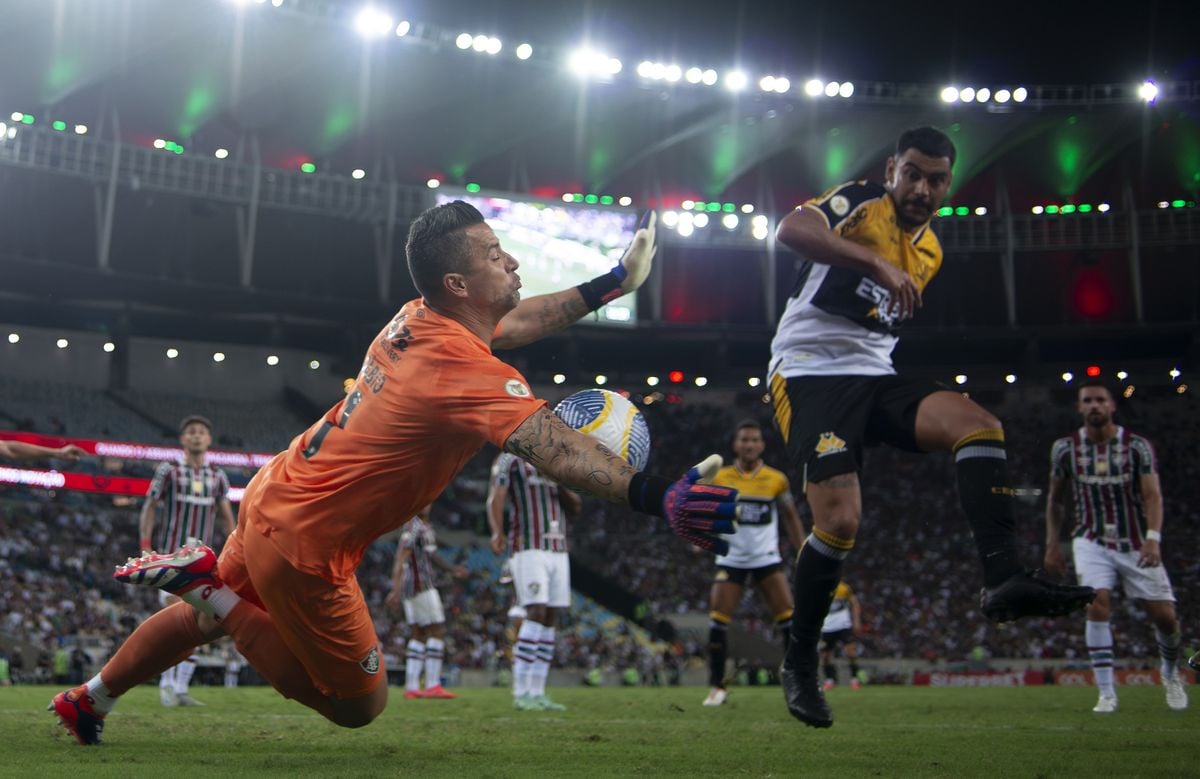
[303,389,363,459]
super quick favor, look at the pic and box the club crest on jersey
[505,379,531,398]
[360,645,380,674]
[528,582,540,595]
[815,432,847,457]
[830,195,850,216]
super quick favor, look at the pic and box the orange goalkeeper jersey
[243,298,545,584]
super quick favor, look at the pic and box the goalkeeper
[51,201,739,746]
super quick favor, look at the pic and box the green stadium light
[1045,205,1060,214]
[1061,204,1077,214]
[20,114,34,125]
[584,194,598,204]
[572,194,584,203]
[954,206,969,216]
[174,146,184,155]
[706,202,720,212]
[693,201,706,211]
[466,182,481,193]
[937,206,953,217]
[1078,204,1093,213]
[722,203,735,213]
[1171,199,1186,208]
[51,120,66,131]
[599,195,613,205]
[163,141,178,152]
[300,162,316,173]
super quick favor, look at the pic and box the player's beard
[1085,410,1109,428]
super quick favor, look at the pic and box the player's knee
[816,513,859,541]
[331,689,387,729]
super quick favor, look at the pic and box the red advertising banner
[912,670,1046,687]
[0,466,246,502]
[0,430,275,469]
[1054,668,1196,686]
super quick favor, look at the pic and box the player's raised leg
[914,391,1096,621]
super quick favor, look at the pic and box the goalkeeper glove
[613,211,657,293]
[629,454,739,555]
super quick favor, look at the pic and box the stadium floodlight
[394,20,410,37]
[1005,374,1017,384]
[1013,86,1028,102]
[618,196,632,206]
[838,81,853,98]
[724,70,748,91]
[752,225,769,240]
[975,87,990,102]
[681,199,694,210]
[677,221,694,237]
[1061,371,1073,383]
[167,348,179,359]
[6,126,15,139]
[553,373,566,384]
[1116,370,1128,380]
[567,48,621,78]
[153,138,166,149]
[1138,80,1159,103]
[353,7,393,38]
[472,35,489,52]
[721,213,739,229]
[1098,202,1110,212]
[103,342,115,353]
[824,81,840,97]
[748,377,761,387]
[51,120,66,131]
[646,376,660,386]
[10,111,22,122]
[515,43,533,60]
[693,213,709,228]
[1169,367,1181,379]
[213,352,226,363]
[56,338,69,349]
[759,75,776,92]
[426,178,440,188]
[994,88,1011,103]
[6,333,17,344]
[685,67,703,83]
[1157,201,1169,209]
[959,87,975,102]
[455,33,472,49]
[215,148,229,159]
[701,69,718,85]
[74,124,87,134]
[664,64,682,82]
[309,360,320,370]
[352,168,365,179]
[595,374,608,385]
[266,355,279,366]
[804,79,824,96]
[637,60,654,78]
[486,36,504,56]
[775,77,791,93]
[694,376,708,387]
[300,162,316,173]
[1032,205,1044,214]
[954,374,967,385]
[271,0,283,6]
[940,86,959,103]
[975,206,987,215]
[661,210,679,228]
[741,203,754,213]
[561,193,573,203]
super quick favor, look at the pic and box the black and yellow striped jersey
[770,180,943,378]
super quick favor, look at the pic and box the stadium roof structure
[0,0,1197,380]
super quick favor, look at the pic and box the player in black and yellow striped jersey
[702,420,805,707]
[769,126,1095,728]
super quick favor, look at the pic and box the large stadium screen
[435,190,638,326]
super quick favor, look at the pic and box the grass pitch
[4,683,1193,777]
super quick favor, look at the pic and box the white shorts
[511,550,571,608]
[403,588,446,626]
[1072,537,1175,602]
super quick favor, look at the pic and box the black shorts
[820,628,856,650]
[771,374,945,487]
[714,563,784,587]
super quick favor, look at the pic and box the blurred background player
[0,440,86,462]
[140,415,235,707]
[702,420,805,707]
[385,503,468,699]
[819,581,863,691]
[1044,380,1188,713]
[769,126,1094,727]
[488,450,582,711]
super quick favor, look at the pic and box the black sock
[953,430,1023,587]
[849,658,860,678]
[708,616,729,688]
[824,661,837,683]
[789,533,852,655]
[775,613,793,654]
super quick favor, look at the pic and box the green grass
[4,684,1193,777]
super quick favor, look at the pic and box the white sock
[1086,620,1115,695]
[405,640,425,692]
[175,658,196,694]
[532,624,555,697]
[86,674,117,714]
[424,637,445,690]
[514,620,542,698]
[184,583,242,620]
[1156,626,1181,678]
[159,665,176,691]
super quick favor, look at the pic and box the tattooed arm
[502,406,636,503]
[491,288,591,350]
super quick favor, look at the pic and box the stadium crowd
[2,382,1196,682]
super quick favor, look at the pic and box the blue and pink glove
[628,454,739,555]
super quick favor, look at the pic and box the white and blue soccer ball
[554,388,651,470]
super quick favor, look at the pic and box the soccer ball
[554,388,651,470]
